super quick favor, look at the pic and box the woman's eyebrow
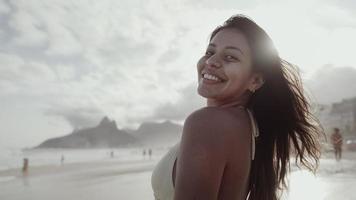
[225,46,244,55]
[208,43,244,55]
[207,43,216,48]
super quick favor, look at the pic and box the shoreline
[1,151,355,178]
[0,158,158,180]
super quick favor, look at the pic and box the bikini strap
[246,108,259,161]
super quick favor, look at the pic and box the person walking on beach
[143,149,146,159]
[22,158,29,173]
[60,155,65,165]
[330,128,343,161]
[151,14,322,200]
[148,148,152,160]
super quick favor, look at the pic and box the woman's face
[197,28,255,106]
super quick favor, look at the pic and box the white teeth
[203,73,220,81]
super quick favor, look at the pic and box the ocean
[0,146,168,171]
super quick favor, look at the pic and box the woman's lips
[201,71,226,83]
[200,77,222,84]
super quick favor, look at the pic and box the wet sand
[0,158,158,200]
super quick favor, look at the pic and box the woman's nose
[205,55,222,68]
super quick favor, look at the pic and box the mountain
[132,120,183,147]
[36,117,137,148]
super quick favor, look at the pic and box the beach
[0,158,158,200]
[282,152,356,200]
[0,150,356,200]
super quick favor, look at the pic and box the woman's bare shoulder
[184,106,250,135]
[181,106,251,157]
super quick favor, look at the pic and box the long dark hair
[209,15,323,200]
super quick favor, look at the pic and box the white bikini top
[151,108,259,200]
[246,108,260,161]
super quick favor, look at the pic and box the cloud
[0,53,24,80]
[151,82,205,121]
[329,0,356,16]
[1,0,189,130]
[8,8,48,47]
[45,106,104,129]
[156,48,181,65]
[185,0,269,10]
[96,34,156,66]
[0,53,94,107]
[0,0,10,15]
[45,23,82,56]
[305,65,356,104]
[1,0,356,147]
[312,5,356,29]
[0,53,57,96]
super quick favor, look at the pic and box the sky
[1,0,356,148]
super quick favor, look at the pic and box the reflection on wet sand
[283,155,356,200]
[283,170,326,200]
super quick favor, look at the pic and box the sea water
[0,146,163,171]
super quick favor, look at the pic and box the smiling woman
[197,28,259,107]
[151,14,323,200]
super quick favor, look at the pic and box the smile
[201,72,224,82]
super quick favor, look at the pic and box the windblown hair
[209,15,323,200]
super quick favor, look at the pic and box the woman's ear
[248,73,265,93]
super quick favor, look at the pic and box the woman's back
[151,106,259,200]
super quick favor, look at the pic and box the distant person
[330,128,343,161]
[60,155,65,165]
[148,148,152,160]
[143,149,146,159]
[151,15,322,200]
[21,159,30,186]
[22,158,29,173]
[110,151,114,158]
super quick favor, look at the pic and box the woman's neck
[206,92,251,108]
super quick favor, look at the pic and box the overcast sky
[1,0,356,148]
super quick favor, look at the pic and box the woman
[151,14,322,200]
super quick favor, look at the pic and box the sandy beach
[0,158,158,200]
[282,152,356,200]
[0,152,356,200]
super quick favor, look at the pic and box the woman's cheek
[197,57,205,72]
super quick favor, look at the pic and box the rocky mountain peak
[98,116,117,129]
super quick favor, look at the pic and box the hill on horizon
[36,117,182,149]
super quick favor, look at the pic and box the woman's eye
[225,55,238,61]
[205,51,213,56]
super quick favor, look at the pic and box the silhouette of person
[148,148,152,160]
[60,155,65,165]
[143,149,146,159]
[22,158,29,173]
[330,128,343,161]
[21,158,30,186]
